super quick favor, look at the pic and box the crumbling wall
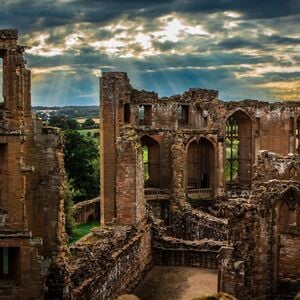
[26,120,67,256]
[116,128,146,225]
[153,234,224,268]
[68,224,152,300]
[169,209,228,241]
[73,197,100,224]
[0,29,67,299]
[219,153,300,300]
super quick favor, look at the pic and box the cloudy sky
[1,0,300,106]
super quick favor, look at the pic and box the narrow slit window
[139,105,145,121]
[0,247,20,281]
[3,247,8,275]
[178,105,189,126]
[143,145,149,181]
[124,103,130,124]
[139,105,152,125]
[226,119,239,182]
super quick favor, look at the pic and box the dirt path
[133,266,217,300]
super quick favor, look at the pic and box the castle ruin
[0,30,299,299]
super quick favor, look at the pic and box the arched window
[226,110,252,186]
[279,186,300,230]
[187,138,215,189]
[141,136,160,187]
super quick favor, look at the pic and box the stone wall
[68,224,152,300]
[169,208,228,241]
[0,30,67,299]
[153,234,224,269]
[73,197,100,224]
[218,154,300,300]
[27,122,67,256]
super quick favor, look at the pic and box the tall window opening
[0,247,20,282]
[143,145,149,181]
[199,138,214,188]
[124,103,130,124]
[279,187,300,230]
[187,138,215,189]
[178,105,189,126]
[187,140,199,188]
[226,111,252,186]
[0,57,4,103]
[138,105,152,125]
[296,117,300,154]
[141,136,160,187]
[276,186,300,284]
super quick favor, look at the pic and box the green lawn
[68,219,100,245]
[78,128,99,136]
[78,128,99,144]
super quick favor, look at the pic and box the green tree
[64,130,99,202]
[82,118,96,129]
[64,180,75,236]
[49,115,80,130]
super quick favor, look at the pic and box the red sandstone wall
[69,224,152,300]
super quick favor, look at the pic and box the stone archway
[273,186,300,295]
[141,135,160,188]
[226,110,252,187]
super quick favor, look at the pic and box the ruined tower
[100,72,146,226]
[0,29,66,299]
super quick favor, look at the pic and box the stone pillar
[218,246,235,294]
[217,139,225,197]
[116,128,146,225]
[100,72,132,225]
[171,134,186,207]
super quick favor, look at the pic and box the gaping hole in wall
[0,247,20,283]
[0,57,4,103]
[141,135,160,187]
[276,187,300,283]
[226,111,252,186]
[279,187,300,230]
[178,105,189,126]
[139,105,152,126]
[187,138,215,190]
[296,117,300,154]
[124,103,130,124]
[196,106,208,127]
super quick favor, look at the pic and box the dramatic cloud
[0,0,299,105]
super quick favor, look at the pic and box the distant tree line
[33,105,99,119]
[48,116,98,130]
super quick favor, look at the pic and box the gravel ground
[133,266,217,300]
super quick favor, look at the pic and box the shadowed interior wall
[141,135,160,188]
[187,138,215,189]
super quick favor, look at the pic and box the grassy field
[78,128,99,136]
[68,219,100,245]
[78,128,99,144]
